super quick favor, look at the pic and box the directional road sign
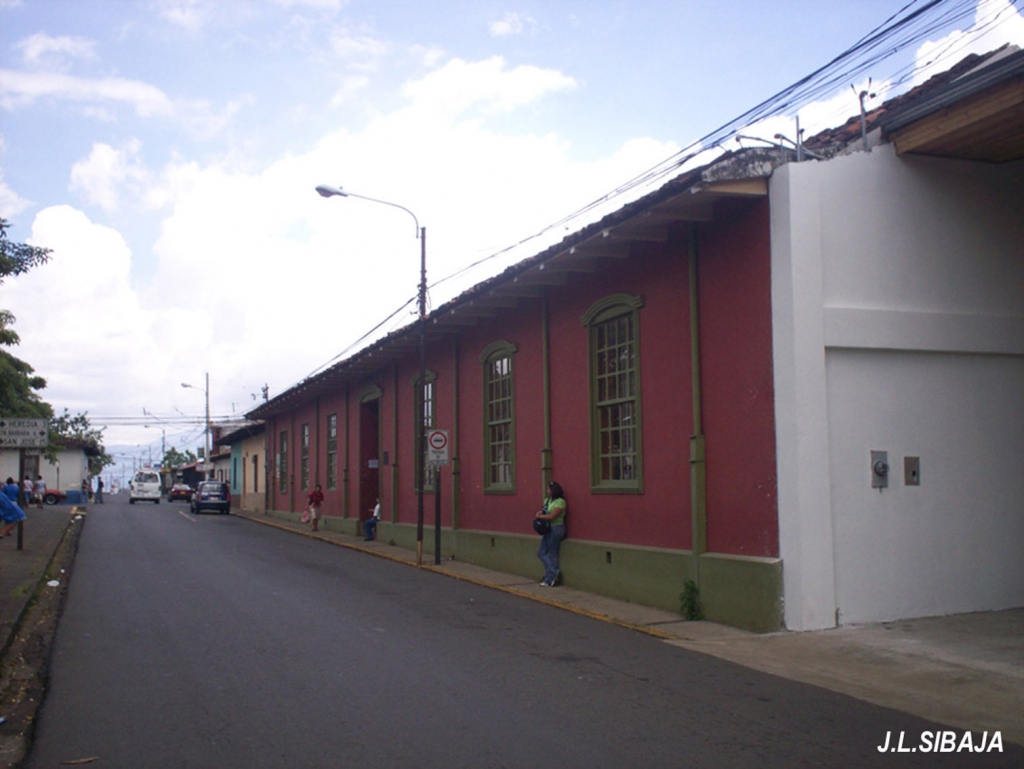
[0,418,49,448]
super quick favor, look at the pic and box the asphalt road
[24,494,1018,768]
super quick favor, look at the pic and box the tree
[0,218,53,418]
[162,447,198,469]
[1,217,51,282]
[48,409,113,475]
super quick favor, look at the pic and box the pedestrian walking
[95,476,105,503]
[535,481,567,587]
[306,484,324,532]
[22,475,33,506]
[364,497,381,541]
[33,475,45,508]
[3,478,19,503]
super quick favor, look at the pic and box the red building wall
[456,298,547,534]
[698,198,779,557]
[264,197,777,560]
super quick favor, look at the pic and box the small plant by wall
[681,579,703,621]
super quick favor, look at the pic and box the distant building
[216,422,266,513]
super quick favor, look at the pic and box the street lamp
[316,184,429,565]
[181,373,211,479]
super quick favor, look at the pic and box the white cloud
[913,0,1024,85]
[273,0,344,9]
[0,69,249,141]
[0,69,174,117]
[328,28,388,72]
[330,75,370,106]
[3,207,161,433]
[4,49,672,447]
[150,0,210,30]
[0,167,31,219]
[490,12,535,38]
[402,56,577,116]
[70,140,150,213]
[14,33,97,70]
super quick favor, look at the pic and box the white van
[130,470,162,504]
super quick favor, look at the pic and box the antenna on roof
[852,79,876,150]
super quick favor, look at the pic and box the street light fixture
[316,183,429,565]
[181,373,211,479]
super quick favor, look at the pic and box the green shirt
[545,496,566,526]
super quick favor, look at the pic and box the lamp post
[181,373,211,479]
[316,184,428,565]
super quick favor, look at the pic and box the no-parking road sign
[427,429,449,466]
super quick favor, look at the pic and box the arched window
[581,294,644,492]
[480,340,517,493]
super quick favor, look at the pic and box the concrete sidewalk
[0,505,81,657]
[235,508,1024,746]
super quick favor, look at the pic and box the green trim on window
[300,423,310,491]
[278,429,288,494]
[326,413,338,490]
[583,295,644,493]
[580,293,644,326]
[358,384,383,404]
[412,369,438,493]
[480,341,517,494]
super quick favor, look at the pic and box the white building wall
[0,448,90,494]
[772,144,1024,629]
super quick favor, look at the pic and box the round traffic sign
[428,430,448,450]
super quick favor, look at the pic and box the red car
[43,489,68,505]
[168,483,193,501]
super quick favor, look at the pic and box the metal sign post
[427,430,449,565]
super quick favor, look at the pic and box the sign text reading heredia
[0,418,49,448]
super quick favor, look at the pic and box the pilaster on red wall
[698,198,779,558]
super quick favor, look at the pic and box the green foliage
[680,579,704,621]
[0,218,51,284]
[0,348,52,419]
[48,409,113,473]
[162,446,198,469]
[0,218,53,420]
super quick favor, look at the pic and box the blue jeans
[537,524,566,584]
[364,518,378,541]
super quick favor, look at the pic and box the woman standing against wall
[535,481,567,586]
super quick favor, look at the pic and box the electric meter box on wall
[130,470,162,504]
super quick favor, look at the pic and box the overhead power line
[282,0,1016,403]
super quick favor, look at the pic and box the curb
[0,508,85,767]
[0,508,84,663]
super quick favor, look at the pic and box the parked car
[129,470,162,504]
[191,480,230,515]
[168,483,193,502]
[43,489,68,505]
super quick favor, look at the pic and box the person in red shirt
[306,484,324,532]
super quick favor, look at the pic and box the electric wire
[275,0,1019,406]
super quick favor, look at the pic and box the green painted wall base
[698,552,783,633]
[452,529,783,633]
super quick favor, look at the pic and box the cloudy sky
[1,0,1022,475]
